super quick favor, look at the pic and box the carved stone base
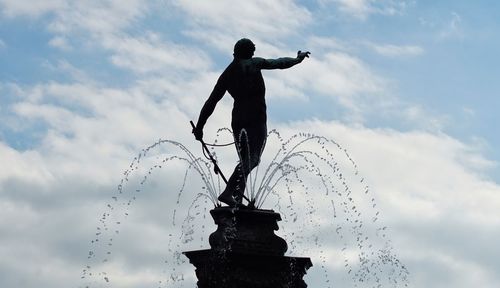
[208,207,288,255]
[183,207,312,288]
[184,249,312,288]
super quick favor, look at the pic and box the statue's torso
[222,58,267,127]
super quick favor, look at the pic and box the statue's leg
[234,123,267,204]
[218,123,267,206]
[217,126,246,206]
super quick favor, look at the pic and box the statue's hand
[297,50,311,61]
[192,126,203,141]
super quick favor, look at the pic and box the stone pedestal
[183,207,312,288]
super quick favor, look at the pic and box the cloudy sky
[1,0,500,287]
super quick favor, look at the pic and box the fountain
[81,128,409,288]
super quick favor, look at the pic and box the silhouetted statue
[193,38,310,207]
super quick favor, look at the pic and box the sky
[1,0,500,287]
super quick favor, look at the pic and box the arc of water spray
[190,121,252,205]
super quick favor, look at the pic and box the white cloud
[0,142,53,184]
[402,105,451,131]
[48,36,71,50]
[3,76,500,286]
[0,74,216,287]
[285,120,500,223]
[321,0,412,20]
[0,0,66,18]
[43,60,96,84]
[0,38,5,49]
[281,50,388,118]
[1,1,499,287]
[2,102,499,287]
[103,33,212,75]
[44,0,147,35]
[311,52,384,98]
[369,43,424,57]
[172,0,312,51]
[1,0,152,58]
[280,120,500,286]
[4,1,211,77]
[174,0,311,36]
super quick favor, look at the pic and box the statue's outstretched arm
[258,51,310,70]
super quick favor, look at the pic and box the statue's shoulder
[251,57,266,64]
[243,57,266,70]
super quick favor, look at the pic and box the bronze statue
[193,38,310,207]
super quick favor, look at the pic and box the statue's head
[233,38,255,59]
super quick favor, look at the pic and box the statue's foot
[218,190,237,207]
[247,199,256,209]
